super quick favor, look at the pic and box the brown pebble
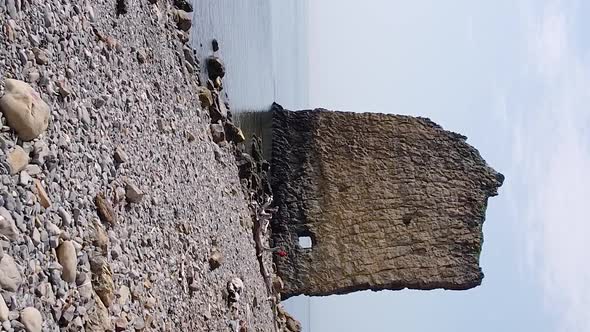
[95,193,117,226]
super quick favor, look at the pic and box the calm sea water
[191,2,311,329]
[190,0,309,112]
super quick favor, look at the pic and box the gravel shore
[0,0,287,330]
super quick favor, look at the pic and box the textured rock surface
[271,104,504,298]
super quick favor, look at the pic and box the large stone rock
[270,104,504,299]
[0,79,50,141]
[56,240,77,283]
[20,307,42,332]
[0,254,22,292]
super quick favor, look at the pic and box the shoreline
[0,1,297,331]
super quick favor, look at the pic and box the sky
[283,0,590,331]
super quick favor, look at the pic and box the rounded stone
[56,240,77,283]
[0,298,8,322]
[20,307,42,332]
[0,79,50,141]
[0,255,22,292]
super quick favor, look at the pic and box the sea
[190,1,311,330]
[191,0,309,112]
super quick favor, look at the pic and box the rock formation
[271,104,504,299]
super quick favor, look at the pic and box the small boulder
[0,208,19,241]
[125,181,144,204]
[0,79,50,141]
[92,220,109,254]
[198,88,213,108]
[85,290,113,331]
[174,0,193,12]
[114,146,128,163]
[227,277,244,303]
[208,248,223,270]
[95,193,117,226]
[32,48,49,65]
[117,285,130,305]
[0,298,8,321]
[90,255,114,307]
[210,124,225,144]
[174,10,192,32]
[224,121,245,144]
[20,307,42,332]
[272,275,284,293]
[7,146,29,175]
[212,39,219,52]
[286,314,302,332]
[57,240,77,283]
[183,46,197,67]
[34,180,51,208]
[0,254,22,292]
[206,57,225,80]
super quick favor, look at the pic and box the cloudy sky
[284,0,590,331]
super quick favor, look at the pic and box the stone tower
[270,104,504,299]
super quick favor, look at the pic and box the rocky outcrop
[271,104,504,299]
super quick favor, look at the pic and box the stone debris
[0,79,50,141]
